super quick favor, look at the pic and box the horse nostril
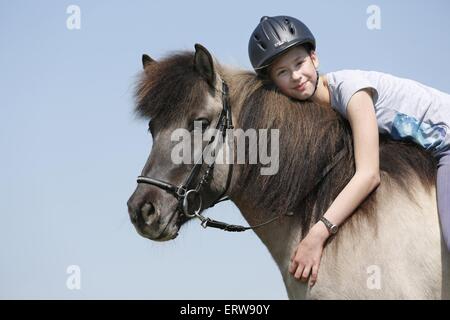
[141,202,155,218]
[141,202,159,226]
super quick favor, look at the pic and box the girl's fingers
[289,259,298,274]
[294,264,305,279]
[289,249,299,273]
[310,263,319,286]
[290,248,297,262]
[301,265,311,282]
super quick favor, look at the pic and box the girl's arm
[290,88,381,283]
[311,88,381,238]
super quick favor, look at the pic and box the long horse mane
[231,72,437,234]
[133,50,437,235]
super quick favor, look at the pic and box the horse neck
[219,67,305,265]
[221,67,353,265]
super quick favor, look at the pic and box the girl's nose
[291,70,302,81]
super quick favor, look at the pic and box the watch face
[330,225,338,234]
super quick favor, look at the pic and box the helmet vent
[254,34,260,41]
[258,43,266,51]
[289,26,296,34]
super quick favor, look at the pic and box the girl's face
[268,45,319,101]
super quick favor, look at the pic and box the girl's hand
[289,222,329,286]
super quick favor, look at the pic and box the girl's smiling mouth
[294,81,307,91]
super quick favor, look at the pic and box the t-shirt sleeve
[331,72,378,118]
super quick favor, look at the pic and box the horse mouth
[137,209,189,242]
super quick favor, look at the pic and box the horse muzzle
[127,191,184,241]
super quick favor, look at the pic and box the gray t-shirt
[326,69,450,156]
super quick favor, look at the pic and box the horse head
[127,44,235,241]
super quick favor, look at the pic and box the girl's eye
[278,70,286,76]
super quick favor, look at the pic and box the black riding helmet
[248,15,316,76]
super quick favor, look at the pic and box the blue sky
[1,0,450,299]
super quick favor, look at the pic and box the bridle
[136,79,347,232]
[137,79,238,229]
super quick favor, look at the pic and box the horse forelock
[133,50,210,124]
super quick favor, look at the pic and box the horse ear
[194,43,216,87]
[142,54,155,69]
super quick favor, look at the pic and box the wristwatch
[320,216,339,235]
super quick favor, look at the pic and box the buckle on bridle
[176,186,187,198]
[182,189,203,218]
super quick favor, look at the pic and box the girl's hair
[258,43,315,82]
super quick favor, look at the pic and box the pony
[127,44,450,299]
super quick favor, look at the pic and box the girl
[248,15,450,287]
